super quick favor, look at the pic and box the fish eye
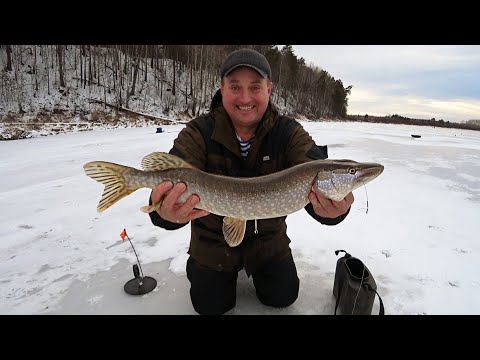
[348,167,356,175]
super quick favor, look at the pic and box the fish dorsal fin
[222,217,247,247]
[141,152,195,171]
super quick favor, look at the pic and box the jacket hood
[210,89,223,111]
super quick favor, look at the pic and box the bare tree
[127,45,140,108]
[197,45,204,116]
[160,45,164,101]
[191,45,198,116]
[33,45,39,93]
[144,45,148,83]
[88,45,93,83]
[172,57,176,97]
[5,45,12,71]
[185,45,189,108]
[45,45,50,95]
[83,47,88,89]
[12,46,25,113]
[56,45,65,88]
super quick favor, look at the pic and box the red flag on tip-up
[120,229,128,241]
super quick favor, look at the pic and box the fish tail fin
[83,161,140,213]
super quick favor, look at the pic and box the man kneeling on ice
[148,49,357,315]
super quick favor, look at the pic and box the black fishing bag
[333,250,384,315]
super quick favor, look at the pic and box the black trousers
[186,254,300,315]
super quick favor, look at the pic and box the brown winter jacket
[149,90,349,275]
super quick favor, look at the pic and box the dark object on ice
[124,264,157,295]
[333,250,384,315]
[156,127,163,133]
[411,134,421,138]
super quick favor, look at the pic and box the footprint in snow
[448,281,460,288]
[381,250,391,258]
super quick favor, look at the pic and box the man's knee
[253,254,300,308]
[190,291,236,315]
[255,277,299,308]
[186,256,237,315]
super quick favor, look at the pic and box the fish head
[313,160,384,201]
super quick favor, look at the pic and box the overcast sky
[289,45,480,123]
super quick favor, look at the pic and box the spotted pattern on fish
[84,152,384,219]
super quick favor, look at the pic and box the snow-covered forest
[0,45,350,120]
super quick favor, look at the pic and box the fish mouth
[359,163,384,183]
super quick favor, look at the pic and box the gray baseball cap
[220,48,272,79]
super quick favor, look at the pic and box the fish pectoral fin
[140,199,163,213]
[222,217,246,247]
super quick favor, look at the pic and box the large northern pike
[83,152,384,247]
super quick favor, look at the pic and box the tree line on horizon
[346,113,480,131]
[0,44,351,120]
